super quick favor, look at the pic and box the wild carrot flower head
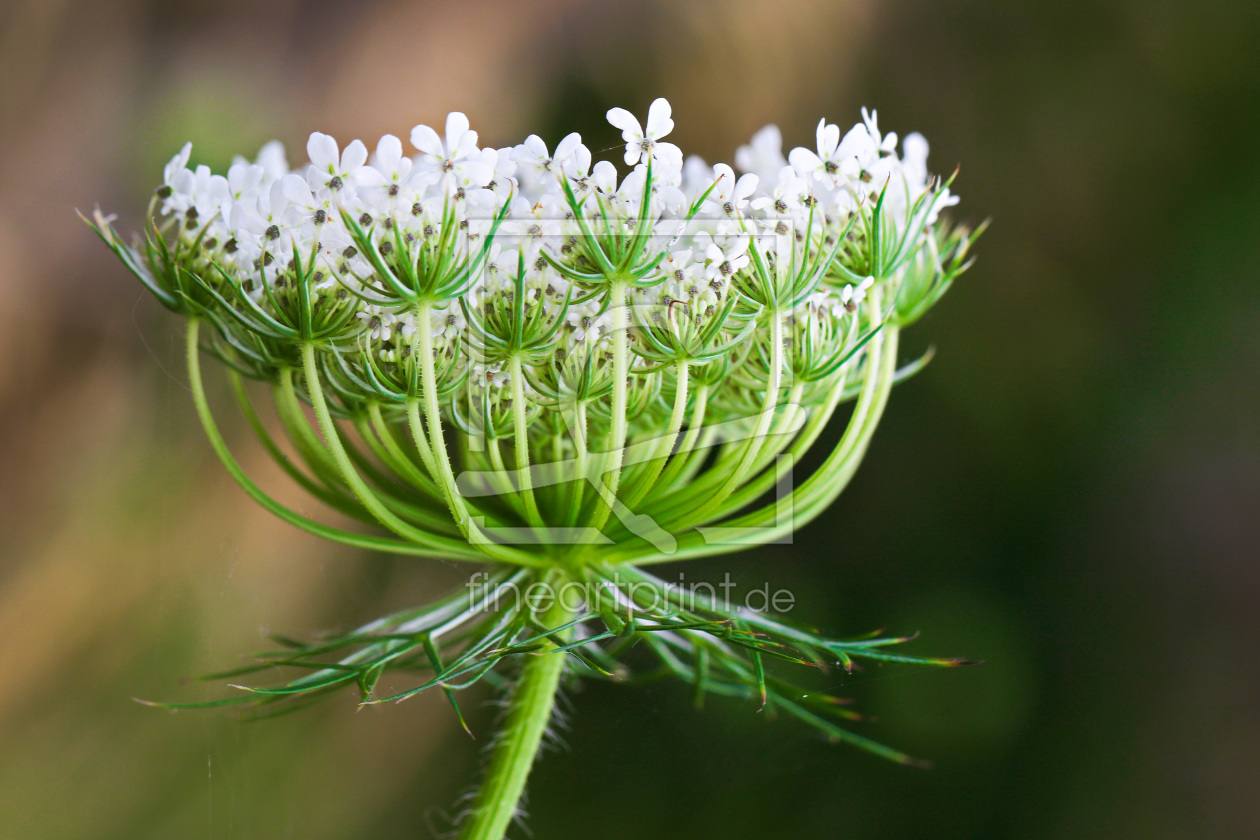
[93,99,982,772]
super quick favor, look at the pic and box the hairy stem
[458,593,572,840]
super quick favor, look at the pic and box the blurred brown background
[2,0,1259,837]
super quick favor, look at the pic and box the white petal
[445,112,471,152]
[652,142,683,169]
[281,173,312,206]
[340,139,368,171]
[516,134,548,164]
[902,132,929,162]
[788,147,822,177]
[255,141,288,181]
[606,107,642,139]
[376,135,403,170]
[554,132,582,161]
[410,124,442,157]
[645,98,674,139]
[353,167,388,188]
[734,173,760,200]
[307,132,339,172]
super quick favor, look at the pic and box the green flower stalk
[90,99,983,840]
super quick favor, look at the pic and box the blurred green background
[2,0,1258,837]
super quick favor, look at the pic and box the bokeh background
[2,0,1258,837]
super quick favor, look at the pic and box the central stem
[458,590,572,840]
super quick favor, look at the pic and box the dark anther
[379,241,394,255]
[342,245,357,259]
[203,238,217,249]
[156,185,172,199]
[359,213,373,226]
[824,161,838,174]
[265,224,280,241]
[314,209,327,225]
[224,238,237,253]
[388,184,399,197]
[328,176,343,191]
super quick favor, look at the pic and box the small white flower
[305,132,367,193]
[471,362,509,389]
[411,112,494,187]
[511,133,584,184]
[861,108,899,160]
[567,306,609,345]
[703,163,759,220]
[606,98,683,170]
[750,165,809,218]
[702,235,751,284]
[840,276,875,312]
[353,134,421,200]
[357,308,398,340]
